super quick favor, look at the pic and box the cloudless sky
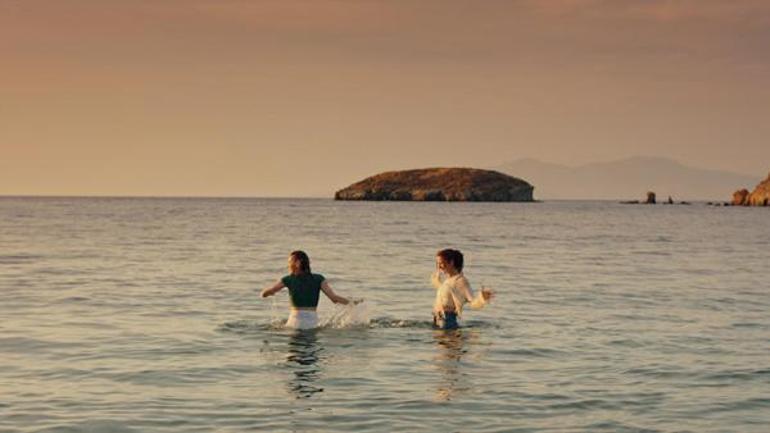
[2,0,769,196]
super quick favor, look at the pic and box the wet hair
[437,248,464,272]
[289,250,311,274]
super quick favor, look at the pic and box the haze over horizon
[496,155,763,201]
[2,0,769,197]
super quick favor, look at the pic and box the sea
[1,197,768,433]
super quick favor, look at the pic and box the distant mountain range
[494,156,759,201]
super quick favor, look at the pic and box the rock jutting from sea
[334,167,535,202]
[731,172,770,206]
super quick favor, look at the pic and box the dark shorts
[433,312,459,330]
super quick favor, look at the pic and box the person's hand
[352,298,364,305]
[481,287,494,302]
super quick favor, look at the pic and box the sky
[2,0,769,197]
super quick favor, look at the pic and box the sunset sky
[2,0,769,197]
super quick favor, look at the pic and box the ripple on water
[35,420,143,433]
[731,322,767,329]
[108,366,255,387]
[218,319,285,334]
[685,397,770,419]
[582,420,663,433]
[217,317,500,334]
[495,347,566,359]
[622,366,702,380]
[59,296,91,303]
[702,368,770,382]
[0,337,84,353]
[0,253,45,264]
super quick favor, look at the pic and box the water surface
[1,197,768,432]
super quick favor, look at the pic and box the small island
[334,167,535,202]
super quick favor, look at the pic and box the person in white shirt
[431,249,493,329]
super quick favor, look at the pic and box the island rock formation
[732,189,750,206]
[334,168,534,202]
[645,191,656,204]
[732,172,770,206]
[748,172,770,206]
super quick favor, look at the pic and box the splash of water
[320,302,370,329]
[270,296,281,324]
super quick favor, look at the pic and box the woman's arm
[320,280,351,305]
[260,280,285,298]
[457,276,493,309]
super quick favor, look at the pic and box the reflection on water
[286,330,324,399]
[433,329,471,402]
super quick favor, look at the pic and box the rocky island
[334,168,534,202]
[731,172,770,206]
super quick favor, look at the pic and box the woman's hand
[480,286,494,302]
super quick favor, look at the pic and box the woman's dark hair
[289,250,311,274]
[437,248,464,272]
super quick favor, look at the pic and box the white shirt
[431,272,487,317]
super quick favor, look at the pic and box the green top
[281,273,325,308]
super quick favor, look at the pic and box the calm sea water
[1,197,768,433]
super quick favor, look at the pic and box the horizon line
[0,194,724,203]
[0,194,329,200]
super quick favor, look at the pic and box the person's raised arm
[260,280,285,298]
[457,275,493,309]
[320,280,353,305]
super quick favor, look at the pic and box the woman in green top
[260,250,359,329]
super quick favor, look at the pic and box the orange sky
[2,0,769,196]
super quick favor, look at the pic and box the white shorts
[285,310,319,330]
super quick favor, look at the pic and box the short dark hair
[437,248,464,272]
[289,250,311,274]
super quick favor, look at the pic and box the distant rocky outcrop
[334,168,534,202]
[748,173,770,206]
[731,172,770,206]
[645,191,656,204]
[621,190,689,205]
[732,189,750,206]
